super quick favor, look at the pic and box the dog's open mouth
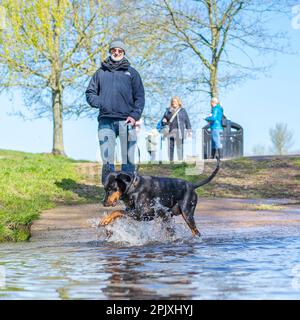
[103,200,118,207]
[111,200,118,207]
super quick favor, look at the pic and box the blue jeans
[211,129,222,150]
[98,118,137,184]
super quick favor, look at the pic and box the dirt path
[31,198,300,242]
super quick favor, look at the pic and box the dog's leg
[181,212,201,237]
[179,193,201,237]
[99,210,126,226]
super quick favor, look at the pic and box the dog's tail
[192,156,220,189]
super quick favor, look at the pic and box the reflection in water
[0,216,300,299]
[100,245,196,299]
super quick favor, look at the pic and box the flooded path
[1,198,300,299]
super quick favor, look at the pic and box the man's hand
[125,116,136,126]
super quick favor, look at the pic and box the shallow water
[1,213,300,300]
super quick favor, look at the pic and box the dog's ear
[116,172,133,193]
[103,172,118,189]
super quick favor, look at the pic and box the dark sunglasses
[111,48,124,54]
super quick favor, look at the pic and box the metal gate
[203,120,243,159]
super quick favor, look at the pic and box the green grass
[293,157,300,167]
[0,149,103,242]
[242,204,284,211]
[171,162,212,197]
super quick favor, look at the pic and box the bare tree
[269,123,294,155]
[131,0,295,100]
[252,144,267,156]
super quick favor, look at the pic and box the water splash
[91,215,197,246]
[111,218,194,245]
[89,199,202,246]
[87,216,103,229]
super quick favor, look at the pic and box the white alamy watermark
[0,265,6,289]
[291,5,300,29]
[291,264,300,290]
[96,124,206,177]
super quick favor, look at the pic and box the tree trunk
[52,88,65,156]
[210,66,218,98]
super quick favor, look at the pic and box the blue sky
[0,9,300,161]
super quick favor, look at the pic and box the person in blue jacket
[205,97,223,159]
[86,38,145,184]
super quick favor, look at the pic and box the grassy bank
[171,156,300,199]
[0,149,103,242]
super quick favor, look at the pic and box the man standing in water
[86,39,145,184]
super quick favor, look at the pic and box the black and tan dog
[100,157,220,237]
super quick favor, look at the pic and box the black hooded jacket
[85,57,145,121]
